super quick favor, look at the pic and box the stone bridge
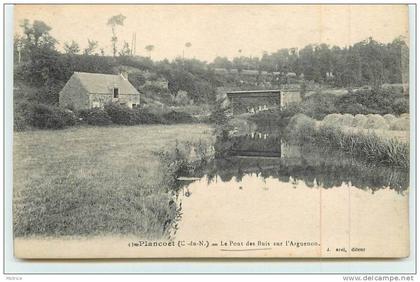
[226,90,281,115]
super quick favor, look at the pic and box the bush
[286,114,317,144]
[162,110,195,124]
[300,92,339,120]
[80,108,112,126]
[390,117,410,131]
[128,72,146,89]
[14,102,33,131]
[174,90,191,105]
[288,122,409,168]
[322,113,354,127]
[392,98,409,115]
[104,103,137,125]
[366,114,389,130]
[383,114,397,124]
[322,113,342,127]
[341,114,354,127]
[353,114,368,128]
[335,87,409,115]
[16,102,76,130]
[132,108,164,124]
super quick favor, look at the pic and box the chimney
[120,71,128,80]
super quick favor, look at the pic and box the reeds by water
[288,116,409,169]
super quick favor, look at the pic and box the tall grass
[287,115,409,169]
[13,124,213,238]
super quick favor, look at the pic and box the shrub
[14,112,28,132]
[286,114,317,144]
[392,97,409,115]
[323,113,342,127]
[80,108,112,126]
[162,110,195,124]
[132,108,164,124]
[366,114,389,130]
[174,90,191,105]
[353,114,368,128]
[104,102,137,125]
[288,122,409,168]
[341,114,354,127]
[128,72,146,89]
[14,102,33,131]
[383,114,397,124]
[390,117,410,131]
[16,103,76,130]
[209,107,228,125]
[335,87,409,115]
[300,92,339,120]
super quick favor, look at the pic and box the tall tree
[107,14,126,57]
[19,19,57,56]
[83,39,98,55]
[145,45,154,58]
[63,40,80,55]
[119,41,131,56]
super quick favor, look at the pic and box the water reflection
[199,128,408,193]
[169,127,409,253]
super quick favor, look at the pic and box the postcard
[12,4,410,258]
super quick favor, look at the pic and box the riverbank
[13,123,214,238]
[286,114,409,168]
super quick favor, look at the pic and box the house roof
[73,72,140,95]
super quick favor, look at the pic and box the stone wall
[89,94,140,109]
[59,75,90,110]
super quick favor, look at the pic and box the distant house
[59,72,140,110]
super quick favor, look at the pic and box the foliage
[119,41,132,56]
[162,110,195,124]
[83,39,99,55]
[127,72,146,89]
[287,114,409,168]
[300,92,339,119]
[212,37,409,88]
[131,108,164,124]
[156,139,215,191]
[209,98,229,125]
[63,40,80,55]
[286,114,317,143]
[79,108,112,126]
[104,102,137,125]
[15,102,76,130]
[14,19,410,126]
[78,103,195,127]
[107,14,126,57]
[335,86,409,115]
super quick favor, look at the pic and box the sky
[14,4,409,62]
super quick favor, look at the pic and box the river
[172,128,409,257]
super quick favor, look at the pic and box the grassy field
[13,124,213,238]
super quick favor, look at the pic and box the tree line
[212,38,409,88]
[14,18,409,107]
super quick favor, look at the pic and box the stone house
[59,72,140,110]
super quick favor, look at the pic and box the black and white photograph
[10,4,411,259]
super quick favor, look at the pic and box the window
[113,88,119,98]
[132,104,137,108]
